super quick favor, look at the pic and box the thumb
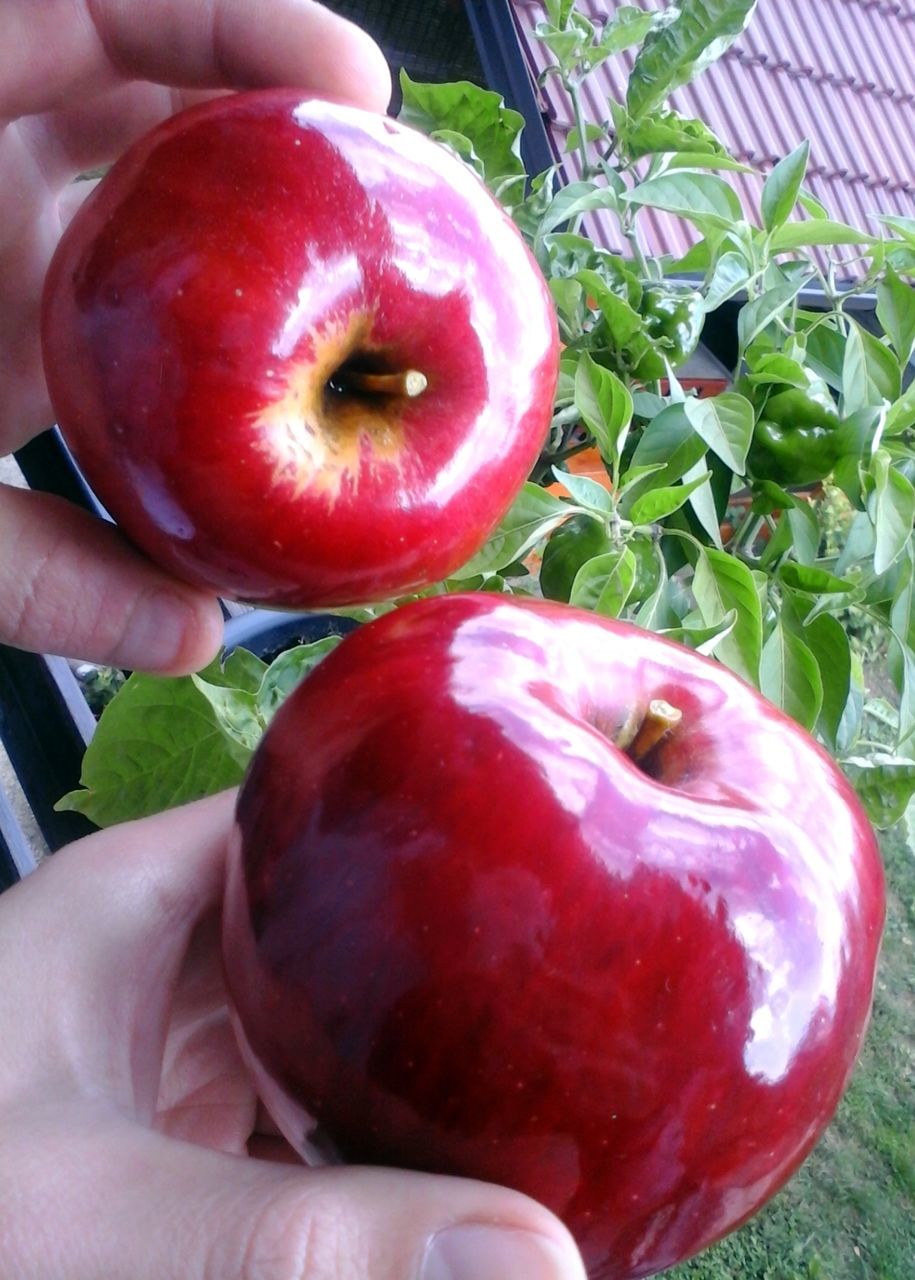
[5,1109,588,1280]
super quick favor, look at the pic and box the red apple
[222,593,885,1279]
[41,92,558,606]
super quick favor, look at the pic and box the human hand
[0,793,587,1280]
[0,0,390,675]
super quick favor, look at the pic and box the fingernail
[123,588,198,672]
[422,1225,583,1280]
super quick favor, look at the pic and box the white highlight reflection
[273,253,363,360]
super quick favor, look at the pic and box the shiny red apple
[41,92,558,606]
[222,593,885,1279]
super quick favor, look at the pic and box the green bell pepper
[748,379,845,487]
[540,513,613,602]
[633,284,704,381]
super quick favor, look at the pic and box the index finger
[0,0,391,120]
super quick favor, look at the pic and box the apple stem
[615,699,682,761]
[337,369,428,398]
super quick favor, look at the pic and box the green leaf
[704,251,751,311]
[885,379,915,436]
[538,182,623,239]
[835,654,865,755]
[549,275,584,324]
[564,122,607,154]
[452,483,570,578]
[201,647,267,693]
[692,547,763,682]
[778,563,854,593]
[535,26,584,72]
[878,214,915,248]
[192,677,263,753]
[661,237,716,277]
[569,10,596,39]
[895,640,915,752]
[197,634,344,746]
[570,548,637,618]
[664,152,755,174]
[398,73,526,199]
[543,0,576,28]
[877,266,915,366]
[761,140,809,233]
[803,613,851,750]
[798,188,831,219]
[871,449,915,576]
[256,638,344,724]
[798,315,847,390]
[683,392,754,475]
[746,353,810,388]
[569,251,639,296]
[684,456,724,548]
[627,0,758,121]
[540,0,575,28]
[631,391,668,418]
[618,461,666,495]
[759,500,822,570]
[635,555,674,629]
[610,101,728,160]
[623,402,708,512]
[838,405,884,477]
[843,756,915,829]
[574,351,634,466]
[769,220,873,251]
[576,270,645,350]
[887,244,915,276]
[662,609,738,655]
[890,547,915,651]
[551,467,614,514]
[511,168,560,243]
[738,278,808,351]
[56,664,249,827]
[836,509,878,575]
[591,5,658,63]
[756,507,793,570]
[625,171,743,229]
[842,320,902,412]
[629,472,711,524]
[759,618,823,729]
[428,129,487,182]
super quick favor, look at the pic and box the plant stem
[568,77,593,183]
[621,206,651,278]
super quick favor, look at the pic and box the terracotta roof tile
[511,0,915,277]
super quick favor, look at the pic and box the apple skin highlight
[41,91,558,606]
[222,593,885,1280]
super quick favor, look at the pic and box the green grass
[667,827,915,1279]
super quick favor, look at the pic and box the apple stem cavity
[615,699,682,762]
[334,369,428,398]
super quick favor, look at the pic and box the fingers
[0,0,391,121]
[154,906,258,1154]
[0,792,235,1115]
[1,789,588,1280]
[2,1112,587,1280]
[0,484,223,672]
[25,83,214,188]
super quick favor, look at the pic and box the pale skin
[0,4,586,1278]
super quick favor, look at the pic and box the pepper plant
[59,0,915,838]
[396,0,915,832]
